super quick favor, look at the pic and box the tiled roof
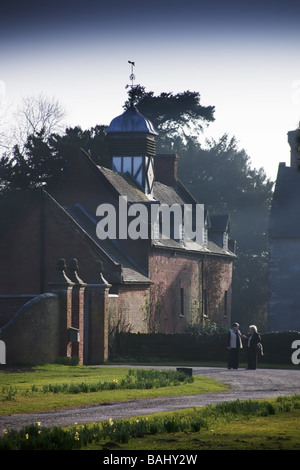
[152,237,235,257]
[64,202,151,284]
[96,166,235,258]
[152,181,186,205]
[98,166,150,202]
[98,166,198,206]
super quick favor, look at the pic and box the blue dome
[106,105,158,135]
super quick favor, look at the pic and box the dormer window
[208,214,231,252]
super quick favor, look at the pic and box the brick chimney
[287,122,300,169]
[154,154,179,186]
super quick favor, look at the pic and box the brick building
[0,104,236,364]
[268,124,300,331]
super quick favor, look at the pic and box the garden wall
[114,331,300,366]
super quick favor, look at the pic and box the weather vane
[127,61,136,87]
[126,61,140,88]
[125,61,140,106]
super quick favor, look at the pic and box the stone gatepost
[68,258,87,365]
[48,258,74,360]
[86,261,111,364]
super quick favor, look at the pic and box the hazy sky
[1,0,300,180]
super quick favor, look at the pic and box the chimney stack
[287,122,300,169]
[154,154,179,186]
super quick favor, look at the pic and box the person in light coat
[227,322,245,369]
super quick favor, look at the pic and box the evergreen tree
[0,125,109,192]
[125,85,215,152]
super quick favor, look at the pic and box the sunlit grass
[0,364,228,415]
[85,396,300,451]
[108,411,300,450]
[1,364,299,451]
[1,396,299,450]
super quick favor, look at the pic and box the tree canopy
[125,86,215,151]
[0,125,109,191]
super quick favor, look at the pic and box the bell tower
[105,62,158,195]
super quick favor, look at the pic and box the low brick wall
[0,295,36,326]
[0,293,61,365]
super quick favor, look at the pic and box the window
[224,290,228,317]
[203,289,208,318]
[180,288,185,317]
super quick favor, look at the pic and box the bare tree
[0,110,11,151]
[0,81,13,152]
[13,93,66,149]
[0,93,67,156]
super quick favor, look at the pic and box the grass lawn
[95,405,300,450]
[0,364,299,451]
[0,363,228,415]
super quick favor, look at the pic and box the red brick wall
[0,195,103,296]
[149,250,201,333]
[112,285,150,334]
[203,256,232,327]
[70,286,85,364]
[0,199,42,295]
[149,249,232,333]
[0,296,35,326]
[0,293,61,365]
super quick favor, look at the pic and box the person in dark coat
[227,322,245,369]
[247,325,262,370]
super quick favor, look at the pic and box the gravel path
[1,366,299,431]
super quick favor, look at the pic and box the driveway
[1,366,299,431]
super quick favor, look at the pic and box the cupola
[106,104,158,195]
